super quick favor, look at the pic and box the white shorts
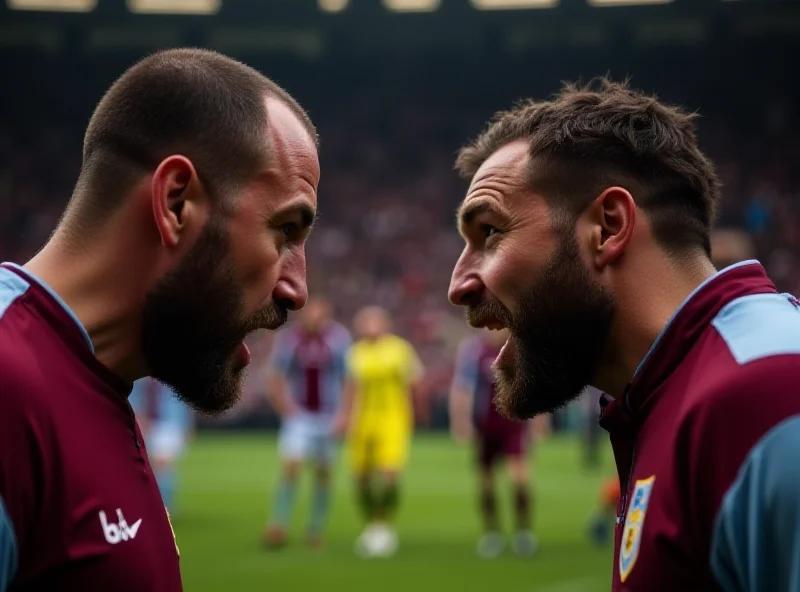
[279,413,337,465]
[148,422,189,463]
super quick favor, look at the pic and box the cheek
[230,231,283,311]
[483,242,545,301]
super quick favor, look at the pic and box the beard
[141,218,287,415]
[470,234,615,420]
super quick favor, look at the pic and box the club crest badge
[619,475,655,583]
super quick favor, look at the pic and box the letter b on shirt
[99,508,142,544]
[100,510,121,544]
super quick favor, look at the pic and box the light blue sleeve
[451,339,479,395]
[159,385,191,429]
[128,379,146,414]
[710,414,800,592]
[129,380,189,428]
[0,496,17,592]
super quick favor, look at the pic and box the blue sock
[156,467,176,513]
[271,478,297,528]
[308,481,331,535]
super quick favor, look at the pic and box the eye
[480,224,499,239]
[281,222,299,239]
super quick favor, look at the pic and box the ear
[587,186,636,269]
[150,155,208,249]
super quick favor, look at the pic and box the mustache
[243,303,289,334]
[465,299,513,329]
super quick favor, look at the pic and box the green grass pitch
[174,433,614,592]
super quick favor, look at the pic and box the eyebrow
[456,198,504,235]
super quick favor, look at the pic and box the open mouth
[495,334,516,367]
[468,313,508,332]
[467,314,514,365]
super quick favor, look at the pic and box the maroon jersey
[601,261,800,591]
[267,322,351,415]
[0,263,182,591]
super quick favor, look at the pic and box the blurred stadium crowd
[1,67,798,422]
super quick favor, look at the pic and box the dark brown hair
[70,47,316,227]
[456,77,720,257]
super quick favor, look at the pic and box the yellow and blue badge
[619,475,655,583]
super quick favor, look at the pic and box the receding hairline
[455,98,545,180]
[75,48,318,208]
[263,96,320,169]
[455,142,531,235]
[264,94,319,150]
[453,77,719,259]
[466,138,529,182]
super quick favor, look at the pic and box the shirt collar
[633,259,760,379]
[627,259,774,416]
[1,262,95,353]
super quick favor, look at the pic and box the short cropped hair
[456,78,720,257]
[72,47,316,225]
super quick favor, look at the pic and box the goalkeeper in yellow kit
[333,305,424,558]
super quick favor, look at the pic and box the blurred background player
[588,475,621,547]
[580,387,605,470]
[335,306,424,558]
[263,298,351,549]
[129,377,194,517]
[580,385,618,547]
[449,329,539,559]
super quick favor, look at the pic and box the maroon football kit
[601,261,800,591]
[0,263,182,591]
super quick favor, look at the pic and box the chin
[174,365,245,416]
[494,360,587,420]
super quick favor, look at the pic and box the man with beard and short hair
[449,78,800,591]
[0,48,318,591]
[449,328,538,559]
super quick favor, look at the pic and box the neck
[24,227,148,383]
[592,250,717,398]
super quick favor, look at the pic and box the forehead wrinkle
[458,143,531,237]
[256,144,319,202]
[468,163,526,195]
[462,168,527,221]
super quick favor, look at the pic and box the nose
[273,277,308,312]
[448,254,484,307]
[273,255,308,312]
